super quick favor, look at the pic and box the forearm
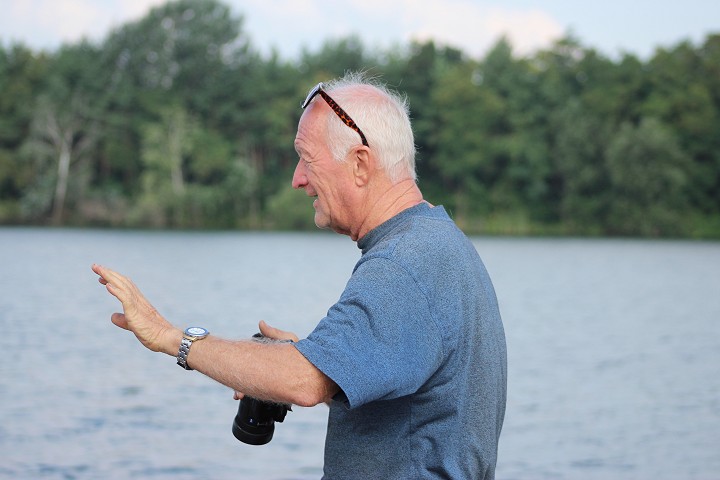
[171,334,337,407]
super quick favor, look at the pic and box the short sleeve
[294,257,444,409]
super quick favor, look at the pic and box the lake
[1,228,719,479]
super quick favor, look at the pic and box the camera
[232,333,292,445]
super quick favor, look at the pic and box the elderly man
[93,73,507,479]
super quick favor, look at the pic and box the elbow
[281,344,338,407]
[288,374,338,408]
[291,391,325,408]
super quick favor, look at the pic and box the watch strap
[176,327,209,370]
[177,337,195,370]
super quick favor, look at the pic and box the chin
[314,213,330,230]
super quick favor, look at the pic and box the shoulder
[365,206,471,265]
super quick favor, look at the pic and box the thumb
[259,320,299,342]
[111,312,129,330]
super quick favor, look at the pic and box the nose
[292,159,307,190]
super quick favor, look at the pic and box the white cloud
[482,7,564,55]
[44,0,106,42]
[0,0,166,49]
[359,0,564,57]
[226,0,331,53]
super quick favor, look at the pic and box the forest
[1,0,719,237]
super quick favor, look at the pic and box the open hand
[92,264,177,353]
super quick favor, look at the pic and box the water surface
[1,229,718,479]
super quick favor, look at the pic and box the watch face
[185,327,208,337]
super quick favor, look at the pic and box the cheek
[314,161,354,204]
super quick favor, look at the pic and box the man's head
[293,73,418,238]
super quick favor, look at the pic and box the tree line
[1,0,718,237]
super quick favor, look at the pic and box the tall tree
[605,118,691,236]
[392,41,464,199]
[430,61,506,225]
[94,0,253,201]
[551,99,612,232]
[0,44,49,222]
[642,40,719,213]
[20,42,101,225]
[480,38,553,222]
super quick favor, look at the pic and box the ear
[352,147,373,187]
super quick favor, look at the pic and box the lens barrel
[232,396,289,445]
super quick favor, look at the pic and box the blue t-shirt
[295,203,507,479]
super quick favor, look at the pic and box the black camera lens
[232,396,290,445]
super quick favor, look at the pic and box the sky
[1,0,719,61]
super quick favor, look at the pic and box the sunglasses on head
[302,82,369,147]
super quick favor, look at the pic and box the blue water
[1,228,719,479]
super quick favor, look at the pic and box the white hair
[318,72,417,183]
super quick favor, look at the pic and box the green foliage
[605,118,691,236]
[0,1,718,237]
[265,183,317,231]
[551,99,612,230]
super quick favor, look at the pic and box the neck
[351,178,425,241]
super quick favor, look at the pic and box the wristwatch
[176,326,210,370]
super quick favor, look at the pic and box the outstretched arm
[91,264,338,406]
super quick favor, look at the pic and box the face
[292,103,356,236]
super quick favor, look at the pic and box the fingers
[92,264,142,307]
[259,320,299,342]
[233,391,245,401]
[92,264,122,291]
[92,264,132,289]
[92,263,112,283]
[93,263,122,302]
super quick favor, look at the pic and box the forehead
[294,102,327,151]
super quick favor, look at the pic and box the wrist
[162,327,184,356]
